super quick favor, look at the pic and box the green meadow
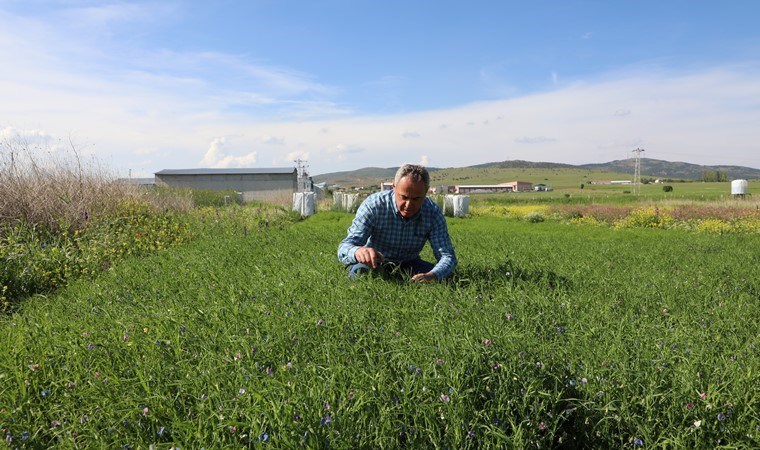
[2,202,758,448]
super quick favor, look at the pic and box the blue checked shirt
[338,189,457,279]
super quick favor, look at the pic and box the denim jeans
[347,257,435,279]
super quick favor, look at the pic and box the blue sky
[1,0,759,176]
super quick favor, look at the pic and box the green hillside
[314,165,635,190]
[313,159,760,189]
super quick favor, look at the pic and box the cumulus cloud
[286,150,310,162]
[261,135,285,145]
[323,144,364,162]
[200,137,257,168]
[403,131,421,138]
[0,126,53,143]
[419,155,430,166]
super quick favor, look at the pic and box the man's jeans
[347,258,435,279]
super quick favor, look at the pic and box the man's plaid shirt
[338,189,457,279]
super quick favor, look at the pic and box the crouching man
[337,164,456,282]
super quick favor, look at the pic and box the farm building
[455,181,532,194]
[154,168,298,203]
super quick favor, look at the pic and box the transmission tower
[632,148,645,195]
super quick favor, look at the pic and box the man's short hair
[394,164,430,191]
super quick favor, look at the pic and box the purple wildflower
[321,415,332,426]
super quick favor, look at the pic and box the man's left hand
[411,272,436,283]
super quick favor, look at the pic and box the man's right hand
[355,247,385,268]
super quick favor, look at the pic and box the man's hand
[411,272,436,283]
[355,247,385,268]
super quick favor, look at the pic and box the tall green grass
[1,212,757,448]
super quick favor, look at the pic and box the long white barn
[154,168,298,203]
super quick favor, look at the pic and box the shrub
[662,185,673,192]
[524,211,545,223]
[614,206,674,229]
[697,218,733,235]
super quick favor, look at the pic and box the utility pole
[294,158,309,192]
[294,158,309,178]
[632,148,645,195]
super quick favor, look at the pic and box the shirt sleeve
[428,212,457,280]
[337,199,374,264]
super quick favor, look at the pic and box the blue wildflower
[258,432,269,442]
[21,432,30,441]
[633,437,643,446]
[320,415,332,426]
[157,427,166,437]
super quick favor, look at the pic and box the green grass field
[2,209,757,448]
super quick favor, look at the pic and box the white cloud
[419,155,430,166]
[200,137,257,168]
[261,135,286,145]
[0,126,53,143]
[286,150,310,162]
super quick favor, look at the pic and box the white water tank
[293,192,316,217]
[731,179,748,195]
[444,195,470,218]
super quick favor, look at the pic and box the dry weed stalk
[0,137,138,233]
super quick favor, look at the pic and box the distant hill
[578,158,760,180]
[313,158,760,186]
[313,166,440,185]
[469,160,577,170]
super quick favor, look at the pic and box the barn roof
[155,167,296,176]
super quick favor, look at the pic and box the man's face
[393,176,427,219]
